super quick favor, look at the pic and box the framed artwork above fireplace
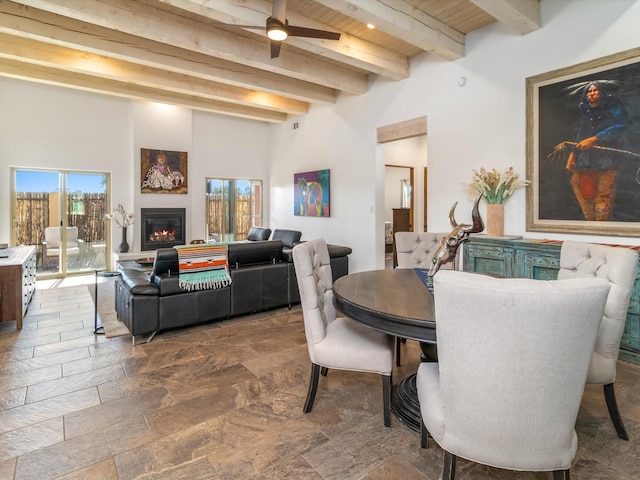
[141,148,188,194]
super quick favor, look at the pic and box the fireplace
[141,208,186,251]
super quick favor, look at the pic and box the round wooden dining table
[332,268,436,432]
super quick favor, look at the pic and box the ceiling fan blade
[272,0,287,24]
[270,40,282,58]
[287,25,341,40]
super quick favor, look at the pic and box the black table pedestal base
[391,342,436,432]
[391,374,421,432]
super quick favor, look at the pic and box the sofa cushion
[120,269,159,295]
[228,240,284,268]
[273,229,303,262]
[247,227,272,241]
[327,244,353,258]
[272,229,302,248]
[150,247,179,283]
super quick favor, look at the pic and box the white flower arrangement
[466,167,530,204]
[107,204,135,228]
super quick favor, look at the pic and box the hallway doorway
[377,117,428,269]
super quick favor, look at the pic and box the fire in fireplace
[141,208,186,251]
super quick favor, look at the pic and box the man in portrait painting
[539,63,640,224]
[563,80,629,221]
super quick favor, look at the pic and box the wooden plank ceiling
[0,0,540,123]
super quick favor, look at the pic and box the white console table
[110,251,153,271]
[112,251,154,262]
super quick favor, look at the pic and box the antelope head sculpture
[428,194,484,276]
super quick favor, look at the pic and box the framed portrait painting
[294,169,330,217]
[140,148,188,194]
[526,47,640,236]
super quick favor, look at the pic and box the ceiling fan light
[266,17,288,41]
[267,27,287,41]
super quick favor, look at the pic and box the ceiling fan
[216,0,341,58]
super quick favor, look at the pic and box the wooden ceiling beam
[163,0,410,80]
[469,0,541,35]
[0,1,337,104]
[0,33,309,115]
[325,0,466,60]
[0,58,287,123]
[16,0,369,94]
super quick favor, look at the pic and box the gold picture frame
[140,148,188,194]
[526,47,640,237]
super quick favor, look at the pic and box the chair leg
[552,469,570,480]
[603,383,629,440]
[321,367,328,376]
[442,451,457,480]
[304,363,321,413]
[420,418,429,449]
[382,374,391,427]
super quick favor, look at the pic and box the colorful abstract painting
[294,169,330,217]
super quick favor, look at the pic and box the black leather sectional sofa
[114,229,352,343]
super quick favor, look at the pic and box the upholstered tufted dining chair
[394,231,449,365]
[292,238,394,427]
[418,270,610,479]
[395,232,450,270]
[558,240,638,440]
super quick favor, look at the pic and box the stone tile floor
[0,276,639,479]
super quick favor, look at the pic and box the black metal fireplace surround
[141,208,186,251]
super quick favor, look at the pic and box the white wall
[131,104,270,250]
[0,81,270,265]
[131,102,192,252]
[192,109,271,241]
[269,0,640,273]
[0,79,133,250]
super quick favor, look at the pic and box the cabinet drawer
[518,253,560,280]
[464,245,515,277]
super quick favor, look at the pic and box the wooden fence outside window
[15,192,107,246]
[206,194,251,241]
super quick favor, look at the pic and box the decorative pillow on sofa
[174,244,232,291]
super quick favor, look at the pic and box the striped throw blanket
[174,244,232,291]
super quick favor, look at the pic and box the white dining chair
[292,238,394,426]
[558,240,638,440]
[394,231,449,365]
[418,270,610,479]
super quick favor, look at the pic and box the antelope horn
[463,193,485,233]
[448,202,459,228]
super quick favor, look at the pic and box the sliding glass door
[11,168,110,277]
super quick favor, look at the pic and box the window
[205,178,263,242]
[11,168,110,277]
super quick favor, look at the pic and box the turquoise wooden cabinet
[463,235,640,364]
